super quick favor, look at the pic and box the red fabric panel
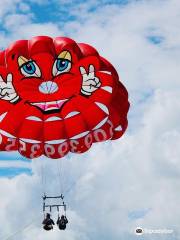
[0,36,129,159]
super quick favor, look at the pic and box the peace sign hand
[80,65,101,96]
[0,73,19,103]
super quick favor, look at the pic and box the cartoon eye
[57,59,70,71]
[20,61,41,77]
[53,58,71,76]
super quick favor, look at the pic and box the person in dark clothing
[57,215,68,230]
[42,213,55,231]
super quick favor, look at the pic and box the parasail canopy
[0,36,129,159]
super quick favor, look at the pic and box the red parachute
[0,36,129,159]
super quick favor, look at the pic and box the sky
[0,0,179,239]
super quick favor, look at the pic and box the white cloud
[12,22,63,39]
[0,160,31,168]
[0,0,180,239]
[4,13,33,30]
[0,0,21,18]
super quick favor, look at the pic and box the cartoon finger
[89,64,95,73]
[1,88,9,96]
[1,88,8,96]
[90,85,99,91]
[1,95,11,101]
[80,66,87,76]
[96,81,101,87]
[84,77,100,86]
[87,65,95,79]
[83,79,97,86]
[7,73,13,83]
[93,77,100,85]
[1,88,15,96]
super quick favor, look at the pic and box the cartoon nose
[39,81,58,94]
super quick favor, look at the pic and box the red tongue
[35,103,46,111]
[45,103,58,111]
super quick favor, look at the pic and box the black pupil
[60,61,66,67]
[26,64,32,71]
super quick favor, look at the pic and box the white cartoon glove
[0,73,19,103]
[80,64,101,96]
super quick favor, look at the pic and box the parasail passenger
[57,215,68,230]
[42,213,55,231]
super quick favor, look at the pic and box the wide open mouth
[30,99,69,112]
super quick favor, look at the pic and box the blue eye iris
[22,62,36,75]
[56,59,69,72]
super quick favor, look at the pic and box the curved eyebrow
[18,56,30,67]
[17,56,38,71]
[58,51,71,61]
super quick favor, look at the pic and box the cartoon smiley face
[0,36,129,159]
[16,50,75,113]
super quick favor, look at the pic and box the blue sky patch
[147,35,164,45]
[27,0,133,25]
[0,152,30,162]
[0,167,32,178]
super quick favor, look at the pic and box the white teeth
[46,101,56,105]
[71,131,89,140]
[93,117,108,130]
[45,139,66,144]
[99,70,112,75]
[57,99,68,104]
[32,99,68,105]
[0,112,8,122]
[101,86,113,93]
[45,116,62,122]
[0,129,15,138]
[20,138,41,143]
[95,102,109,115]
[26,116,42,121]
[115,125,122,131]
[32,103,39,106]
[65,111,80,119]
